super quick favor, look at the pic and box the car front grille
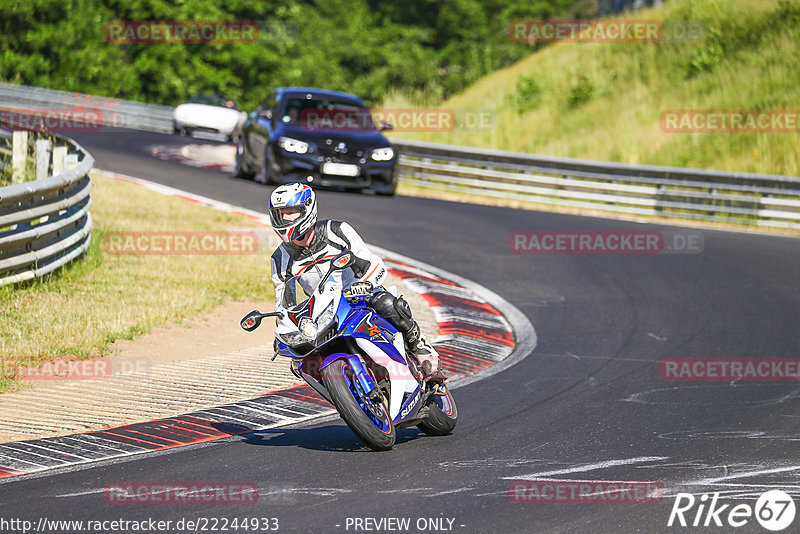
[318,143,368,163]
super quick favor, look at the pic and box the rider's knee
[394,295,413,321]
[369,291,415,331]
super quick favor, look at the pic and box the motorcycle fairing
[341,306,405,364]
[355,337,419,421]
[276,284,423,423]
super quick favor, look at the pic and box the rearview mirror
[241,310,263,331]
[332,252,355,270]
[240,310,282,331]
[319,251,356,287]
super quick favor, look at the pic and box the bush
[508,75,542,115]
[567,74,594,109]
[687,27,724,77]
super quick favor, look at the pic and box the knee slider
[392,296,416,332]
[394,296,413,321]
[369,292,415,332]
[368,291,396,318]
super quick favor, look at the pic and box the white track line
[502,456,669,480]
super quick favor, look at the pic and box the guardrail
[0,130,94,285]
[0,82,174,133]
[392,139,800,230]
[4,84,798,230]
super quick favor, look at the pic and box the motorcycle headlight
[316,301,337,331]
[280,330,308,346]
[370,147,394,161]
[280,301,337,346]
[299,317,318,339]
[279,137,310,154]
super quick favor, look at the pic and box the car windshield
[187,94,239,109]
[281,97,375,130]
[281,264,357,310]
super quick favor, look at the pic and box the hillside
[386,0,800,176]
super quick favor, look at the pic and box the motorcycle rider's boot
[404,323,448,383]
[420,358,448,384]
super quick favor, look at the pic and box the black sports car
[234,87,397,195]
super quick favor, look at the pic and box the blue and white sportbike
[240,251,457,450]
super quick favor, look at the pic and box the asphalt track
[2,128,800,533]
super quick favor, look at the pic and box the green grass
[385,0,800,177]
[0,173,273,393]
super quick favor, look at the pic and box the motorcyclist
[268,183,446,382]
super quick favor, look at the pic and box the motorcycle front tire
[322,359,396,451]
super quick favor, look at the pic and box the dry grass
[0,172,274,393]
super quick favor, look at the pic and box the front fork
[297,353,383,402]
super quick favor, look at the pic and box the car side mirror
[379,121,393,132]
[258,109,273,120]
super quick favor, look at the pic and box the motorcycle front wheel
[322,359,396,451]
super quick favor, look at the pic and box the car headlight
[279,137,310,154]
[370,147,394,161]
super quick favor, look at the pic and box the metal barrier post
[11,130,28,184]
[35,139,52,179]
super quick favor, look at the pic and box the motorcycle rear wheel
[417,384,458,436]
[322,359,396,451]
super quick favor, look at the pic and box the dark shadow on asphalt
[238,424,426,452]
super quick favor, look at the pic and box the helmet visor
[270,205,307,228]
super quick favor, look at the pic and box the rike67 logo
[668,490,796,531]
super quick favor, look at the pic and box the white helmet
[269,184,317,242]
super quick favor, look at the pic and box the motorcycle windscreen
[282,265,357,310]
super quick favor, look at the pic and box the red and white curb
[0,171,536,480]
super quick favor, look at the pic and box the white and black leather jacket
[270,220,387,306]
